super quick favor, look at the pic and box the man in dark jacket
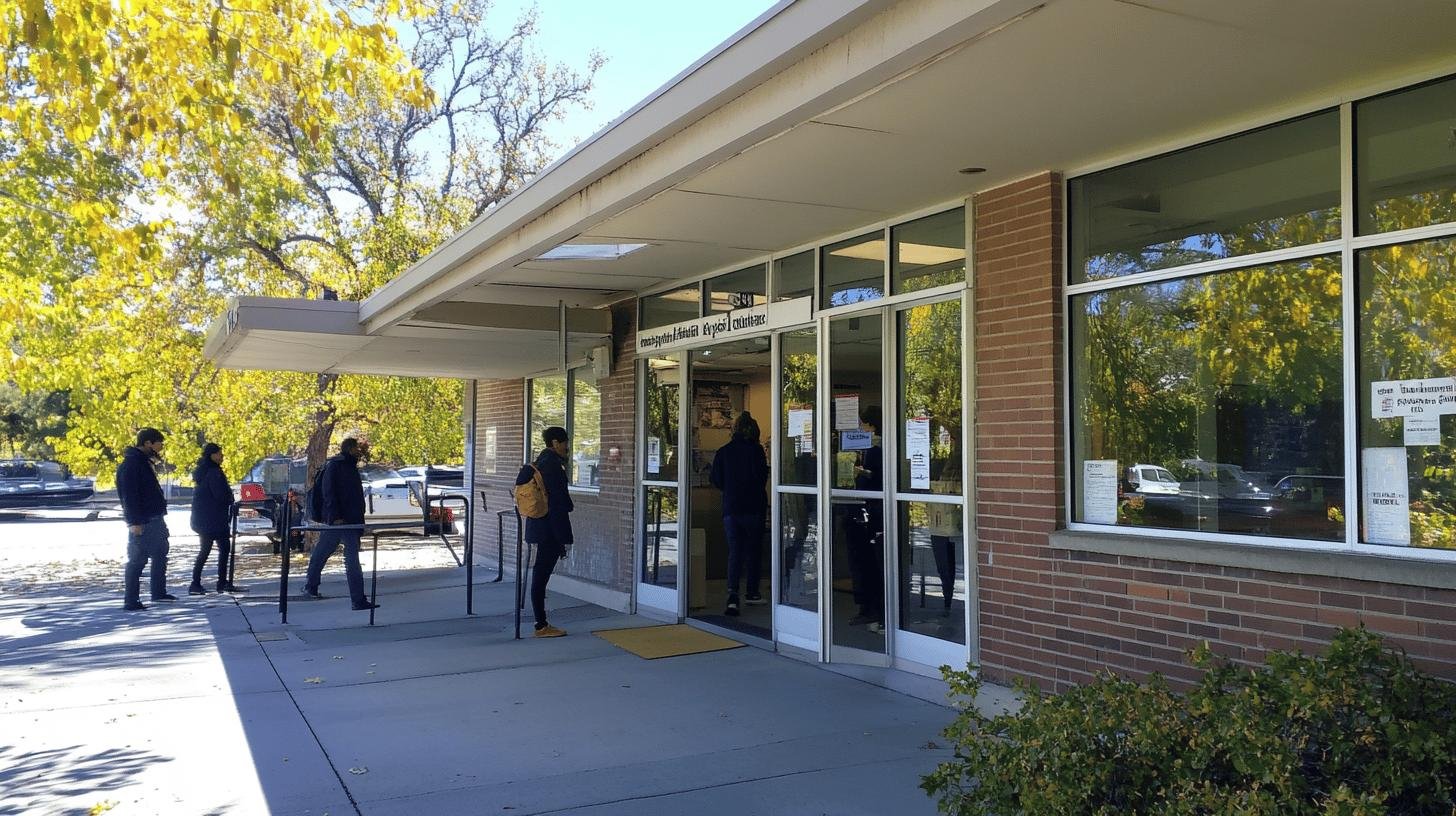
[302,438,375,610]
[710,412,769,617]
[516,426,573,637]
[117,427,175,610]
[189,442,240,594]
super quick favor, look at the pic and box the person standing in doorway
[710,411,769,617]
[517,426,574,638]
[117,427,175,610]
[189,442,241,594]
[302,438,376,611]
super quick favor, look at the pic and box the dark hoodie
[517,447,574,548]
[190,456,234,536]
[710,436,768,518]
[116,446,166,525]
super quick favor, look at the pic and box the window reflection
[641,284,701,330]
[642,486,679,587]
[1069,111,1341,283]
[1070,257,1345,539]
[706,264,767,313]
[779,328,817,486]
[1358,237,1456,550]
[897,502,965,644]
[892,208,965,294]
[898,299,962,495]
[1356,75,1456,236]
[774,251,814,303]
[779,492,818,611]
[643,357,679,481]
[822,232,884,307]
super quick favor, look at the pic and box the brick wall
[971,172,1456,692]
[469,300,638,594]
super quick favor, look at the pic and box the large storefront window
[773,250,814,303]
[642,356,681,587]
[778,327,817,611]
[1358,238,1456,550]
[1068,111,1341,284]
[1071,258,1345,538]
[1070,73,1456,555]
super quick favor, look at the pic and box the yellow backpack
[513,465,549,519]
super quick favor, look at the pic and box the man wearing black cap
[117,427,175,610]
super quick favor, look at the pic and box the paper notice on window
[1362,447,1410,546]
[484,427,498,474]
[834,394,860,431]
[1371,377,1456,418]
[1082,460,1119,525]
[647,437,661,474]
[841,430,873,451]
[1403,415,1441,446]
[906,417,931,489]
[787,408,811,438]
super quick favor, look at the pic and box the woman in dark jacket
[710,411,769,616]
[189,443,238,594]
[516,426,574,638]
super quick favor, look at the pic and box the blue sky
[488,1,782,151]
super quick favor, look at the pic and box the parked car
[397,465,465,489]
[235,456,457,545]
[0,459,95,506]
[1125,463,1181,496]
[1269,475,1345,541]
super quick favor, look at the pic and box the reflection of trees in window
[644,360,679,480]
[1360,238,1456,549]
[779,330,816,485]
[901,299,962,487]
[1074,257,1345,529]
[529,375,566,449]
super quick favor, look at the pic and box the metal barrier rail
[496,507,533,639]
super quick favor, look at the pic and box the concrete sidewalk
[1,566,974,815]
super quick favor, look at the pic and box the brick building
[208,0,1456,690]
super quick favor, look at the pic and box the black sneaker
[188,583,207,595]
[744,594,766,605]
[847,613,874,626]
[219,582,248,593]
[152,593,178,602]
[725,595,740,617]
[352,601,379,611]
[123,602,148,611]
[303,588,323,599]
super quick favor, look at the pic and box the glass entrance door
[892,296,968,669]
[638,355,682,616]
[826,311,888,662]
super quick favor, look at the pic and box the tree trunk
[304,372,339,487]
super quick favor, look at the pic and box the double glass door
[638,294,968,669]
[823,296,967,668]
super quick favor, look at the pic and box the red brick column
[972,172,1067,690]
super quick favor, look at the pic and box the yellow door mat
[594,624,746,659]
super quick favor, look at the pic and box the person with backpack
[188,442,241,594]
[709,411,769,617]
[301,438,376,611]
[515,426,574,638]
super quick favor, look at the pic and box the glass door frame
[820,305,894,667]
[636,352,686,619]
[887,291,973,672]
[770,322,820,654]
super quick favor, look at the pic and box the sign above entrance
[637,297,812,354]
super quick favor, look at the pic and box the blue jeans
[124,517,170,604]
[304,528,367,606]
[724,514,763,599]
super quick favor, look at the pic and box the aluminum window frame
[1063,75,1456,564]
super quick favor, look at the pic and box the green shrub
[922,628,1456,815]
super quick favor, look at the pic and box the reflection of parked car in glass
[397,465,464,488]
[1269,475,1345,541]
[1178,459,1273,498]
[0,459,95,506]
[1126,464,1181,495]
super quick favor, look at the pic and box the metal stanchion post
[369,532,379,627]
[228,504,239,588]
[514,511,524,639]
[465,496,476,615]
[278,496,291,624]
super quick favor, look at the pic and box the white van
[1126,464,1181,495]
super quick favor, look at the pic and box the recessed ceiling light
[958,167,986,175]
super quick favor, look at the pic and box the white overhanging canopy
[203,0,1456,378]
